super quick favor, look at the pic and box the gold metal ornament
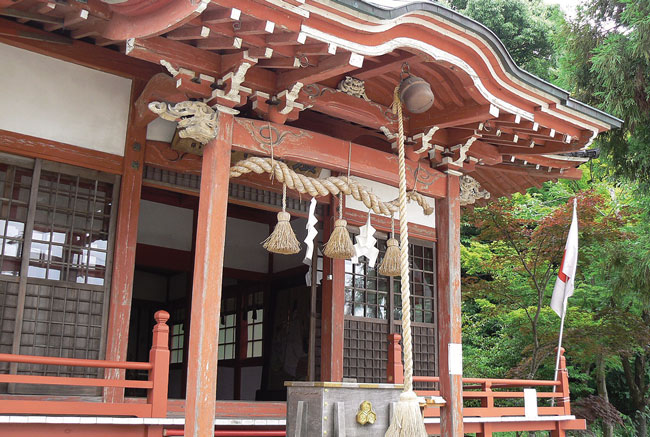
[356,400,377,425]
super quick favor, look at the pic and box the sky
[543,0,582,17]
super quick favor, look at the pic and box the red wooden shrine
[0,0,621,436]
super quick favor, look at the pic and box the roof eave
[329,0,622,130]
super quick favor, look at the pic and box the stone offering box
[285,381,403,437]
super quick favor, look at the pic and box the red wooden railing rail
[164,431,286,436]
[386,333,572,418]
[0,310,170,418]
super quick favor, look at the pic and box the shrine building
[0,0,621,436]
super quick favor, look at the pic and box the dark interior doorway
[125,187,319,401]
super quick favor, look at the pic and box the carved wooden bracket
[149,100,237,144]
[460,175,490,206]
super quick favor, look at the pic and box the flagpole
[551,296,568,404]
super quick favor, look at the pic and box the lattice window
[341,233,437,384]
[246,309,263,358]
[0,155,118,392]
[29,170,113,286]
[344,240,389,320]
[245,290,264,358]
[218,296,237,360]
[170,323,185,364]
[0,163,32,277]
[393,243,436,324]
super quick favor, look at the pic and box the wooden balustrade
[386,334,572,419]
[0,310,170,418]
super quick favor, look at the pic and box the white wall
[137,200,194,251]
[0,43,131,156]
[345,177,436,228]
[224,217,270,273]
[146,118,177,142]
[135,202,273,273]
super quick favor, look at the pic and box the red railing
[386,333,572,418]
[0,310,170,418]
[164,431,286,436]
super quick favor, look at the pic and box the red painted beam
[231,117,447,199]
[0,129,123,174]
[0,18,161,79]
[102,0,208,41]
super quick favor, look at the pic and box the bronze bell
[399,74,434,114]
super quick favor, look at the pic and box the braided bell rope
[229,156,434,217]
[393,87,415,394]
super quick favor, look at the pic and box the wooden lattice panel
[0,156,117,395]
[0,280,18,372]
[342,238,438,384]
[18,282,104,378]
[343,318,388,383]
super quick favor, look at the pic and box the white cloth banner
[550,199,579,317]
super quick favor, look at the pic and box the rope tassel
[379,216,401,277]
[262,184,301,255]
[323,193,356,259]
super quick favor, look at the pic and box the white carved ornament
[460,175,491,206]
[149,101,221,144]
[337,76,370,101]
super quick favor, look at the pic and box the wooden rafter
[409,104,500,132]
[126,36,221,76]
[277,52,363,89]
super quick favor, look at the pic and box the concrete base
[285,381,403,437]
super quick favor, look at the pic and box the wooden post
[557,348,571,415]
[148,310,170,418]
[436,173,464,436]
[477,382,493,437]
[387,333,404,384]
[320,200,345,382]
[185,113,234,437]
[104,79,147,402]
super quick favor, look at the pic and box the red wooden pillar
[185,113,234,437]
[436,173,464,436]
[104,80,147,402]
[320,199,345,382]
[387,333,404,384]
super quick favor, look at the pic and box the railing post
[148,310,170,418]
[556,347,571,416]
[482,381,494,410]
[387,333,404,385]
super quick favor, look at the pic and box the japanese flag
[550,199,578,318]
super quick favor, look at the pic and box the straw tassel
[262,184,301,255]
[379,215,401,276]
[323,218,356,259]
[323,193,356,259]
[379,238,401,276]
[385,391,427,436]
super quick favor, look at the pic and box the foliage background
[438,0,650,435]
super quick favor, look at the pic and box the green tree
[558,0,650,188]
[444,0,562,80]
[463,189,624,379]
